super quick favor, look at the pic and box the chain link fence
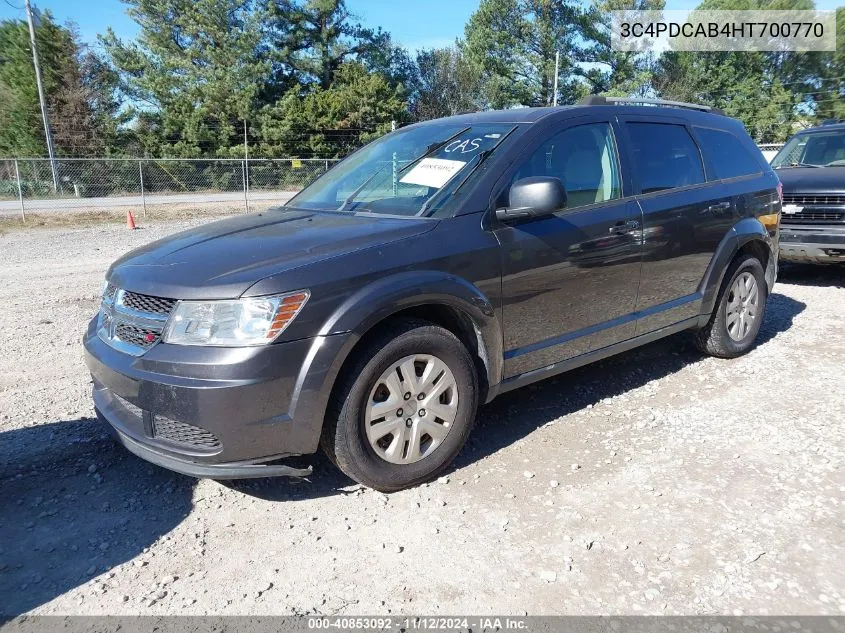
[0,158,340,220]
[757,143,785,163]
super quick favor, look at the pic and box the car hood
[775,167,845,195]
[108,208,436,300]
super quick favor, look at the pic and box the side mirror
[496,176,567,221]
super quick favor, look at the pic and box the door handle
[707,201,732,214]
[609,219,640,234]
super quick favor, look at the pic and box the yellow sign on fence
[291,159,302,169]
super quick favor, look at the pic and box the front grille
[120,291,176,316]
[782,209,845,224]
[153,416,222,451]
[114,322,161,348]
[782,194,845,225]
[783,194,845,206]
[104,284,118,301]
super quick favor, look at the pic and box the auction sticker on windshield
[400,158,466,188]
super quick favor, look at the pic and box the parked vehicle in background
[772,121,845,264]
[84,97,780,492]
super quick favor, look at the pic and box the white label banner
[399,158,466,188]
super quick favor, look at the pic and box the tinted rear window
[695,127,762,179]
[626,123,705,193]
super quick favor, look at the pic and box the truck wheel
[696,253,768,358]
[321,319,478,492]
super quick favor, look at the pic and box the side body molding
[285,271,504,453]
[697,217,777,323]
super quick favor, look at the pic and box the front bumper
[83,318,353,478]
[780,224,845,263]
[101,415,313,479]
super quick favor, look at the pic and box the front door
[494,118,643,379]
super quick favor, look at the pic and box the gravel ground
[0,218,843,616]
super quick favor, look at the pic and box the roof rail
[578,95,725,116]
[821,119,845,126]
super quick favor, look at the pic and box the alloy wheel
[725,271,760,341]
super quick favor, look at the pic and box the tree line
[0,0,843,159]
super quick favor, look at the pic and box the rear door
[493,115,643,378]
[617,116,729,334]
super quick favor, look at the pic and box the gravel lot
[1,218,843,616]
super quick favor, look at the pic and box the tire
[695,253,768,358]
[321,319,479,492]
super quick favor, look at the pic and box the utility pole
[24,0,59,193]
[242,120,250,213]
[552,50,560,107]
[243,119,249,162]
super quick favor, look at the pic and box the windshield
[286,122,515,216]
[771,130,845,168]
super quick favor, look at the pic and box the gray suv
[84,97,780,491]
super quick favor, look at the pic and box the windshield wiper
[785,162,823,168]
[416,127,516,216]
[336,126,471,212]
[417,150,494,217]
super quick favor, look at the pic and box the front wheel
[321,319,478,492]
[696,253,768,358]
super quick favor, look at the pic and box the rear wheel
[321,319,478,492]
[696,253,767,358]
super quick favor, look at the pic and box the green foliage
[412,46,483,120]
[2,0,844,157]
[101,0,271,158]
[462,0,664,108]
[0,13,114,157]
[809,8,845,121]
[652,0,837,140]
[268,0,385,89]
[257,62,406,158]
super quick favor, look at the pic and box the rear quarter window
[694,127,763,180]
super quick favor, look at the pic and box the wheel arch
[285,271,504,454]
[698,217,776,322]
[322,271,502,402]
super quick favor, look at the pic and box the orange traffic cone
[126,209,137,230]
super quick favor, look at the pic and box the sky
[0,0,839,51]
[0,0,475,51]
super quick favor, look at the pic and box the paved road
[0,190,297,215]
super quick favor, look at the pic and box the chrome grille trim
[782,194,845,206]
[119,291,176,317]
[781,210,845,224]
[98,286,177,356]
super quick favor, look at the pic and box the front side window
[695,127,762,179]
[287,123,515,216]
[771,130,845,168]
[626,122,705,193]
[512,122,622,210]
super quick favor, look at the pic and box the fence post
[324,159,329,172]
[242,159,250,213]
[139,160,147,219]
[14,159,25,222]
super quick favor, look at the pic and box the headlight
[162,290,309,346]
